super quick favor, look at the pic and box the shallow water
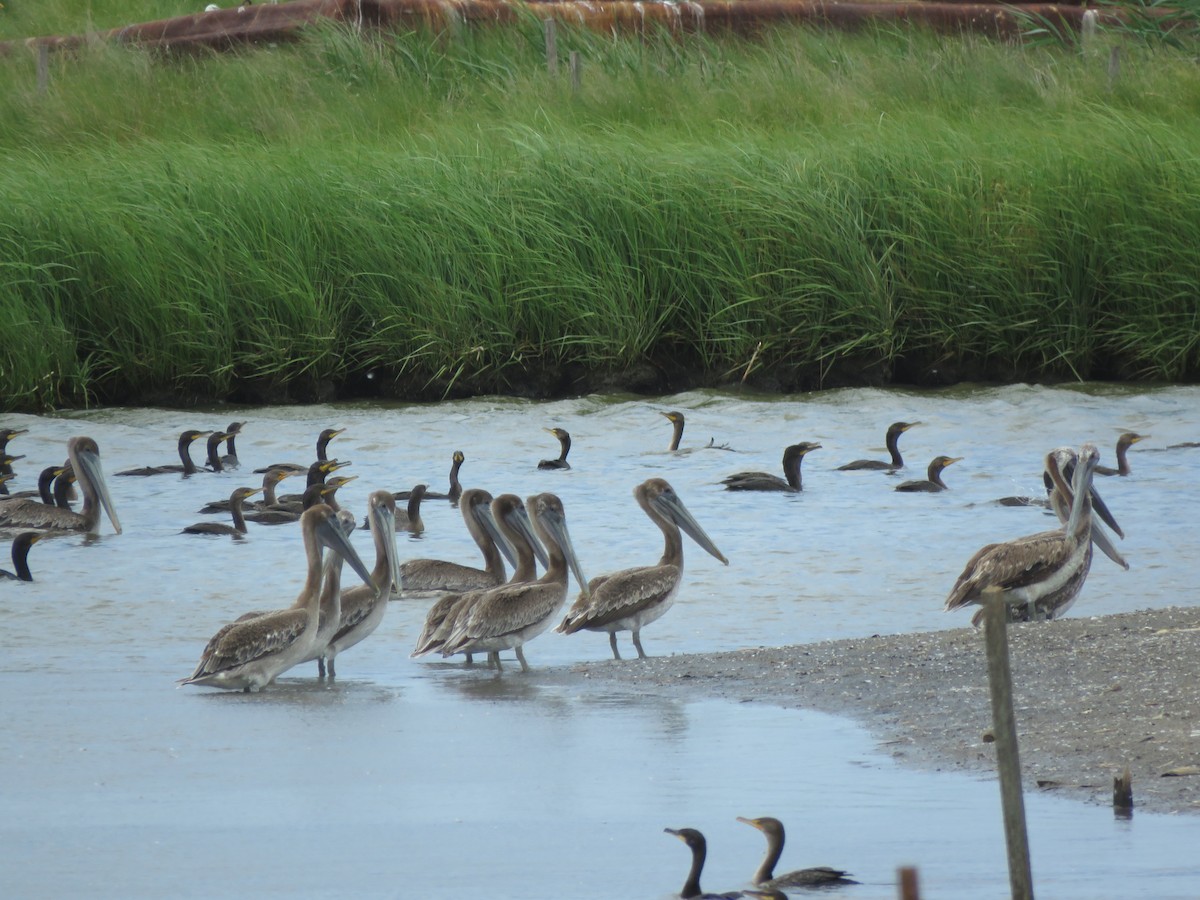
[2,384,1199,898]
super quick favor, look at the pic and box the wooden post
[36,45,50,95]
[1107,46,1121,91]
[1080,9,1098,48]
[544,19,558,77]
[898,865,921,900]
[569,50,582,94]
[983,595,1034,900]
[1113,766,1133,818]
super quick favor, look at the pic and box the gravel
[549,606,1200,816]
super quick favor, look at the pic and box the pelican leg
[515,646,530,673]
[489,652,502,670]
[465,652,475,666]
[632,631,648,659]
[327,656,337,678]
[609,632,622,661]
[317,656,326,678]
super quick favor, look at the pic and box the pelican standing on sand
[322,490,400,677]
[969,446,1126,625]
[411,493,546,664]
[737,816,856,888]
[837,421,919,472]
[721,442,821,492]
[439,492,587,671]
[945,443,1104,623]
[0,436,121,535]
[557,478,727,660]
[398,487,514,594]
[180,504,375,692]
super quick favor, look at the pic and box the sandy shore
[549,606,1200,816]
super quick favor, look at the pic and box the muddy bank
[550,606,1200,816]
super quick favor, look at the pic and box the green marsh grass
[2,20,1200,409]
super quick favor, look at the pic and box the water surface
[2,384,1198,897]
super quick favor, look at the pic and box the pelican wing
[558,565,680,633]
[185,609,308,681]
[330,584,379,644]
[400,558,499,593]
[944,530,1073,611]
[0,498,81,530]
[447,582,564,648]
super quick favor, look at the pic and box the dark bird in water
[661,411,734,453]
[895,455,963,492]
[557,478,727,660]
[202,429,234,474]
[945,444,1108,624]
[0,426,27,452]
[275,459,351,508]
[199,468,293,514]
[398,487,516,594]
[180,504,375,692]
[1095,431,1147,476]
[664,828,742,900]
[1,532,44,581]
[538,427,572,470]
[837,421,919,472]
[398,450,465,505]
[969,446,1127,626]
[244,482,340,525]
[386,484,427,534]
[115,429,211,477]
[722,442,821,492]
[322,490,400,677]
[182,487,263,537]
[3,465,66,504]
[0,451,24,478]
[220,421,244,469]
[737,816,857,889]
[0,436,121,535]
[254,427,344,474]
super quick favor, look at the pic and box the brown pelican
[115,429,211,477]
[721,443,821,492]
[945,443,1104,623]
[1,532,43,581]
[837,421,919,472]
[322,490,400,677]
[1095,431,1147,476]
[538,428,571,470]
[439,492,587,671]
[663,827,741,900]
[0,436,120,535]
[182,487,262,537]
[254,427,344,474]
[244,482,340,526]
[199,468,293,514]
[969,446,1126,625]
[557,478,727,660]
[737,816,856,889]
[181,504,374,692]
[398,487,515,594]
[299,509,356,676]
[411,493,546,664]
[398,450,465,505]
[895,455,963,492]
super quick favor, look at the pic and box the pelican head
[69,435,122,535]
[367,489,401,596]
[643,478,728,566]
[307,504,374,590]
[527,492,589,597]
[463,488,519,569]
[492,493,550,569]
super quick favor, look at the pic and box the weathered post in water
[569,50,582,94]
[983,595,1034,900]
[1113,765,1133,818]
[897,865,921,899]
